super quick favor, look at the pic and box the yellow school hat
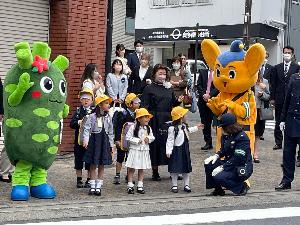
[135,108,153,119]
[171,106,188,121]
[125,93,140,107]
[95,94,112,106]
[79,88,94,100]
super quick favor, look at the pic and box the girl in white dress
[125,108,155,194]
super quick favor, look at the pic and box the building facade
[0,0,108,152]
[135,0,295,66]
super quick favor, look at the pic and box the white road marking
[12,207,300,225]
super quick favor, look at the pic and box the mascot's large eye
[40,76,54,93]
[216,68,221,77]
[59,80,66,96]
[229,70,236,79]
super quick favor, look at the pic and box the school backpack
[120,122,135,151]
[78,113,96,146]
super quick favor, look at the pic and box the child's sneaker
[84,179,91,188]
[95,188,101,196]
[127,186,134,194]
[113,175,121,185]
[88,188,95,195]
[137,186,145,194]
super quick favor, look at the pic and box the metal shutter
[0,0,49,149]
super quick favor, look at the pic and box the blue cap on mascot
[218,40,245,67]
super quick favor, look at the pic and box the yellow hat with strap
[171,106,188,121]
[95,94,112,106]
[125,93,140,107]
[135,108,153,119]
[79,88,94,100]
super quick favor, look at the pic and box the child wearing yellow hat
[113,93,141,185]
[166,106,204,193]
[82,94,115,196]
[70,88,94,188]
[125,108,155,194]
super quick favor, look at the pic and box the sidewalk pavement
[1,112,300,223]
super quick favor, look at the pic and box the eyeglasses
[181,58,186,60]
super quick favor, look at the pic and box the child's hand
[78,120,82,126]
[197,123,204,129]
[144,137,149,144]
[111,147,116,155]
[83,141,89,149]
[166,153,171,158]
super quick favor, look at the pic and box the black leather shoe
[137,186,145,194]
[171,186,178,193]
[296,160,300,167]
[260,136,264,140]
[201,144,213,150]
[152,173,162,181]
[273,145,282,150]
[275,182,291,191]
[210,187,225,196]
[237,182,250,196]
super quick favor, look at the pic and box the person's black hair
[81,63,97,86]
[222,122,243,134]
[95,105,107,118]
[133,120,150,138]
[134,40,144,47]
[283,46,294,54]
[178,53,187,58]
[111,59,124,74]
[115,44,125,57]
[151,63,170,82]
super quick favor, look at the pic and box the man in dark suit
[270,46,300,150]
[261,52,273,83]
[275,73,300,191]
[197,69,219,150]
[126,40,144,72]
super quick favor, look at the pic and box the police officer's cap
[218,113,237,127]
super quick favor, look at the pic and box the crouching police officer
[275,73,300,191]
[204,113,253,196]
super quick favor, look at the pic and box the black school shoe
[76,180,84,188]
[152,173,162,181]
[113,175,121,185]
[127,187,134,194]
[210,187,225,196]
[88,188,95,195]
[171,186,178,193]
[184,185,191,193]
[95,188,101,196]
[137,186,145,194]
[84,179,91,188]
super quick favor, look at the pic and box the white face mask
[283,53,292,62]
[264,59,268,64]
[136,46,143,53]
[172,63,181,70]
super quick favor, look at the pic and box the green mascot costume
[3,42,69,201]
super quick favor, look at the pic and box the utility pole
[243,0,252,50]
[105,0,114,75]
[194,23,199,86]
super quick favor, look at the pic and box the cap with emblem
[218,113,237,127]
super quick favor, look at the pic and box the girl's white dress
[125,124,155,169]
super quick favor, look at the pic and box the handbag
[182,88,193,108]
[189,88,198,113]
[259,107,274,120]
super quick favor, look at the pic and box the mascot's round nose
[220,75,230,82]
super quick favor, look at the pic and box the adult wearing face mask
[170,56,189,99]
[141,64,183,181]
[270,46,300,150]
[127,40,144,73]
[128,53,153,95]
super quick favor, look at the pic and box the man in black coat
[126,40,144,73]
[261,52,273,84]
[275,73,300,191]
[270,46,300,150]
[197,69,219,150]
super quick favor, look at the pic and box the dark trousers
[274,103,283,146]
[282,134,300,184]
[204,161,244,194]
[198,101,213,145]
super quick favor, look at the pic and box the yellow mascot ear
[201,39,221,70]
[244,43,266,76]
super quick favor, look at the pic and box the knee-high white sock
[170,173,178,187]
[127,182,134,188]
[96,179,103,189]
[182,173,190,186]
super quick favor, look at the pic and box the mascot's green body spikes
[3,42,69,201]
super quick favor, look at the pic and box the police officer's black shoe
[275,182,291,191]
[296,160,300,167]
[210,187,225,196]
[237,182,250,196]
[273,144,282,150]
[201,144,213,150]
[152,173,162,181]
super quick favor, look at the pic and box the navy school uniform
[83,113,114,166]
[204,131,253,194]
[280,73,300,184]
[70,106,94,170]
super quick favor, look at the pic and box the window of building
[292,0,300,5]
[151,0,212,8]
[126,0,136,35]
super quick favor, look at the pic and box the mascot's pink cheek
[32,91,42,99]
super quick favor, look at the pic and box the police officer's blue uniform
[205,130,253,194]
[277,73,300,189]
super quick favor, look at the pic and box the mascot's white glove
[280,122,285,131]
[212,165,224,177]
[204,154,219,165]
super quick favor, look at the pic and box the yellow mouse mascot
[201,39,266,153]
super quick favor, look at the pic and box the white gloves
[212,165,224,177]
[204,154,219,165]
[280,122,285,131]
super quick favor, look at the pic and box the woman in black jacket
[128,53,153,95]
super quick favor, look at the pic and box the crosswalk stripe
[13,207,300,225]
